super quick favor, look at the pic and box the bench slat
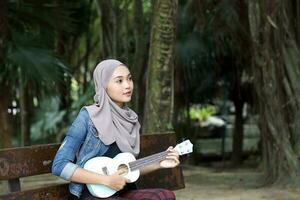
[8,178,21,192]
[0,184,71,200]
[0,143,59,179]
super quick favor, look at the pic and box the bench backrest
[0,132,184,199]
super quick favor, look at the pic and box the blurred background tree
[248,0,300,185]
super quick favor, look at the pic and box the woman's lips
[123,91,132,96]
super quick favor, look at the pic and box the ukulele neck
[128,151,168,171]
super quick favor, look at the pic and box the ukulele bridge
[102,167,109,175]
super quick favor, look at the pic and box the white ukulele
[83,140,193,198]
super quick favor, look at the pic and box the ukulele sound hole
[118,164,129,175]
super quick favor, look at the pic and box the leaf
[30,97,66,141]
[6,32,70,88]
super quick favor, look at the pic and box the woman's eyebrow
[113,73,131,79]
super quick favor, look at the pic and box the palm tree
[143,0,178,133]
[0,0,74,147]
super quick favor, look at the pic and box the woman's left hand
[159,146,180,168]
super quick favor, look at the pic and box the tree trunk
[96,0,114,58]
[142,0,178,133]
[230,0,252,166]
[0,84,12,148]
[83,0,93,93]
[55,2,71,110]
[231,98,244,165]
[248,0,300,185]
[0,0,12,148]
[286,0,300,156]
[133,0,148,123]
[19,80,31,146]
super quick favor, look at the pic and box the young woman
[52,59,180,200]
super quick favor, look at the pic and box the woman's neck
[114,101,124,108]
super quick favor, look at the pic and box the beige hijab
[85,59,140,156]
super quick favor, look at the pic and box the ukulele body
[84,152,140,198]
[83,139,193,198]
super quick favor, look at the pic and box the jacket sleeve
[51,108,89,180]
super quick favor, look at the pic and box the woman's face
[106,65,133,107]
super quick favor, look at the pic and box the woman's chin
[115,97,131,106]
[122,96,132,102]
[124,98,132,103]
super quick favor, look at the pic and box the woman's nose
[123,80,130,88]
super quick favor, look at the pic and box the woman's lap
[121,188,176,200]
[81,188,175,200]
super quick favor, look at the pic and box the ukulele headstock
[174,140,193,155]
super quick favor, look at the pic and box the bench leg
[8,178,21,192]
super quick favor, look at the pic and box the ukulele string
[131,151,166,166]
[129,151,169,171]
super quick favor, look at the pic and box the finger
[167,150,178,154]
[116,185,124,191]
[173,148,179,155]
[166,155,180,163]
[112,185,122,191]
[173,157,180,164]
[167,152,179,158]
[117,170,125,176]
[167,146,173,151]
[112,171,120,175]
[115,186,121,191]
[167,148,179,155]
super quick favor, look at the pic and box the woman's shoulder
[72,107,91,125]
[79,107,89,116]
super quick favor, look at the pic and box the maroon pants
[81,188,176,200]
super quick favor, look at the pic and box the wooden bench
[0,132,185,199]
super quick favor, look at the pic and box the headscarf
[85,59,140,156]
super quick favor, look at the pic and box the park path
[175,164,300,200]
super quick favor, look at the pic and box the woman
[52,59,180,200]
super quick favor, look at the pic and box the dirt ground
[175,164,300,200]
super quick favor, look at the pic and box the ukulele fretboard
[128,151,168,171]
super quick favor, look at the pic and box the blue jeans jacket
[52,108,109,198]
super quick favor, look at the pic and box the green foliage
[70,82,94,111]
[188,105,217,121]
[7,0,78,34]
[1,0,83,93]
[165,122,174,131]
[1,0,92,144]
[6,32,69,88]
[30,97,66,142]
[30,83,94,143]
[176,0,242,104]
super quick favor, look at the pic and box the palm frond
[8,0,80,34]
[6,32,70,87]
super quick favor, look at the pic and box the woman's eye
[128,77,132,81]
[116,79,122,83]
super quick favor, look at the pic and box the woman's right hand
[104,172,130,191]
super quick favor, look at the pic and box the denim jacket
[51,108,109,198]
